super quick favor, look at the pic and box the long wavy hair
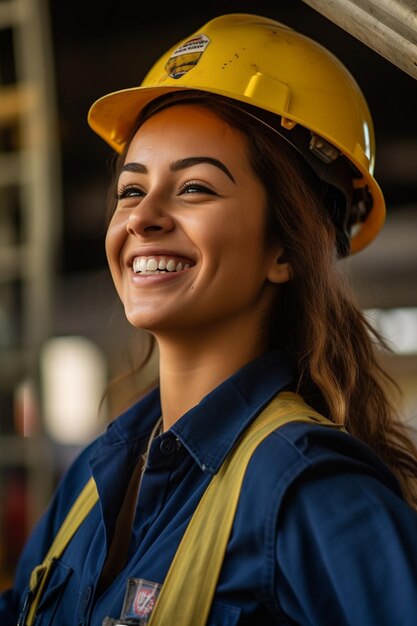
[106,90,417,506]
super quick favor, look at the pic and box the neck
[155,321,269,430]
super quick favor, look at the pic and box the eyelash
[116,184,143,200]
[116,181,215,200]
[178,180,215,195]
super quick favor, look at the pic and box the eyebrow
[120,156,236,183]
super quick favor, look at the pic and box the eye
[178,181,216,195]
[116,184,145,200]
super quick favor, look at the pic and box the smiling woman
[105,103,287,393]
[3,12,417,626]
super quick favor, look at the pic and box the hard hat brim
[88,82,385,255]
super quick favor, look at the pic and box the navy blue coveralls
[2,349,417,625]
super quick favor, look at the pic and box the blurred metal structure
[0,0,60,555]
[301,0,417,79]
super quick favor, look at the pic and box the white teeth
[133,256,191,274]
[147,258,158,271]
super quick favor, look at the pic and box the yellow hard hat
[88,13,385,255]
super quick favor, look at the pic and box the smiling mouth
[132,256,192,275]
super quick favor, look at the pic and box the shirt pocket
[207,601,241,626]
[30,560,73,626]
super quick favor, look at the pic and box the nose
[126,196,175,237]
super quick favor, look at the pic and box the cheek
[105,216,126,265]
[232,212,267,255]
[105,222,127,301]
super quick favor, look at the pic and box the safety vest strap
[148,391,341,626]
[22,391,341,625]
[23,477,99,626]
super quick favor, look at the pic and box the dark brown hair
[108,90,417,506]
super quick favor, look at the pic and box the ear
[267,247,292,284]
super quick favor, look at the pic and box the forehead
[124,103,250,166]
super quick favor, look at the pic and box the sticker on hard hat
[165,34,210,79]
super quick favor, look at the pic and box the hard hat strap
[229,100,373,257]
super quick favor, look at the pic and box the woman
[2,13,417,626]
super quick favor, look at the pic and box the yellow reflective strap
[23,391,340,626]
[148,391,342,626]
[25,476,98,626]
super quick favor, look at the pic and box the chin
[124,308,168,333]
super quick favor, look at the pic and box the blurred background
[0,0,416,589]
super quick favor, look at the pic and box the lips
[132,255,193,275]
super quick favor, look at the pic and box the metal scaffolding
[0,0,60,543]
[301,0,417,79]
